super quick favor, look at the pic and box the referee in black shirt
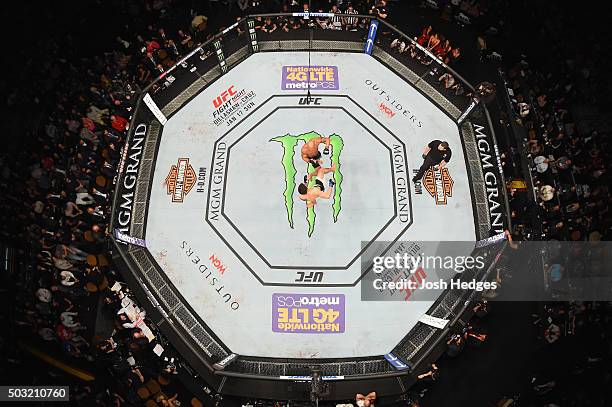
[412,140,452,183]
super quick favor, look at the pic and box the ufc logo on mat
[213,86,237,108]
[298,97,322,105]
[295,271,324,283]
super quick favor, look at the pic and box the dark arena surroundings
[1,1,612,406]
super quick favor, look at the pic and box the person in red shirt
[411,25,432,59]
[41,156,54,170]
[111,115,128,132]
[416,25,432,46]
[82,117,95,131]
[434,39,451,60]
[55,323,74,341]
[145,40,161,54]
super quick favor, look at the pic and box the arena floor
[144,52,476,359]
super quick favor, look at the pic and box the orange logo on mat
[166,158,197,203]
[423,167,454,205]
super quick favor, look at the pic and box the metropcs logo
[270,131,345,237]
[423,167,454,205]
[165,158,197,203]
[213,86,237,108]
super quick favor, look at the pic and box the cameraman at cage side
[412,140,452,183]
[369,1,388,21]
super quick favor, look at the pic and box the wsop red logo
[165,158,197,203]
[423,167,454,205]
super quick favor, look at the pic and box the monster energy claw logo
[271,131,344,237]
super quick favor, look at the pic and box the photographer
[369,1,388,21]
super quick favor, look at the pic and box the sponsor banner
[207,142,227,222]
[114,123,147,233]
[384,353,410,370]
[181,240,239,310]
[115,141,130,183]
[363,79,423,127]
[272,293,345,333]
[390,144,411,223]
[291,12,335,18]
[475,232,506,248]
[379,102,396,118]
[279,375,345,380]
[472,123,505,233]
[419,314,450,329]
[422,167,454,205]
[281,66,339,91]
[165,158,197,203]
[143,93,167,125]
[211,85,257,127]
[114,229,147,247]
[270,131,345,237]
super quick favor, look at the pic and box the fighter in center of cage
[300,136,332,168]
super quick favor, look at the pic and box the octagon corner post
[246,18,259,54]
[364,19,379,55]
[213,39,228,75]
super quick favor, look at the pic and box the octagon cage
[109,12,511,402]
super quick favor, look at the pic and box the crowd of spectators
[386,23,470,100]
[391,25,461,67]
[113,1,395,96]
[488,3,612,406]
[248,1,380,33]
[0,1,231,405]
[503,57,611,243]
[522,301,612,406]
[1,39,194,405]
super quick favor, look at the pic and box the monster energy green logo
[270,131,344,237]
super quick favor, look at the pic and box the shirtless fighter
[297,164,336,208]
[301,136,332,168]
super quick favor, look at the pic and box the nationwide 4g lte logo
[165,158,197,203]
[420,166,454,205]
[272,293,345,334]
[282,66,339,90]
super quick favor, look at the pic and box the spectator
[261,18,277,34]
[329,5,343,30]
[343,4,359,31]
